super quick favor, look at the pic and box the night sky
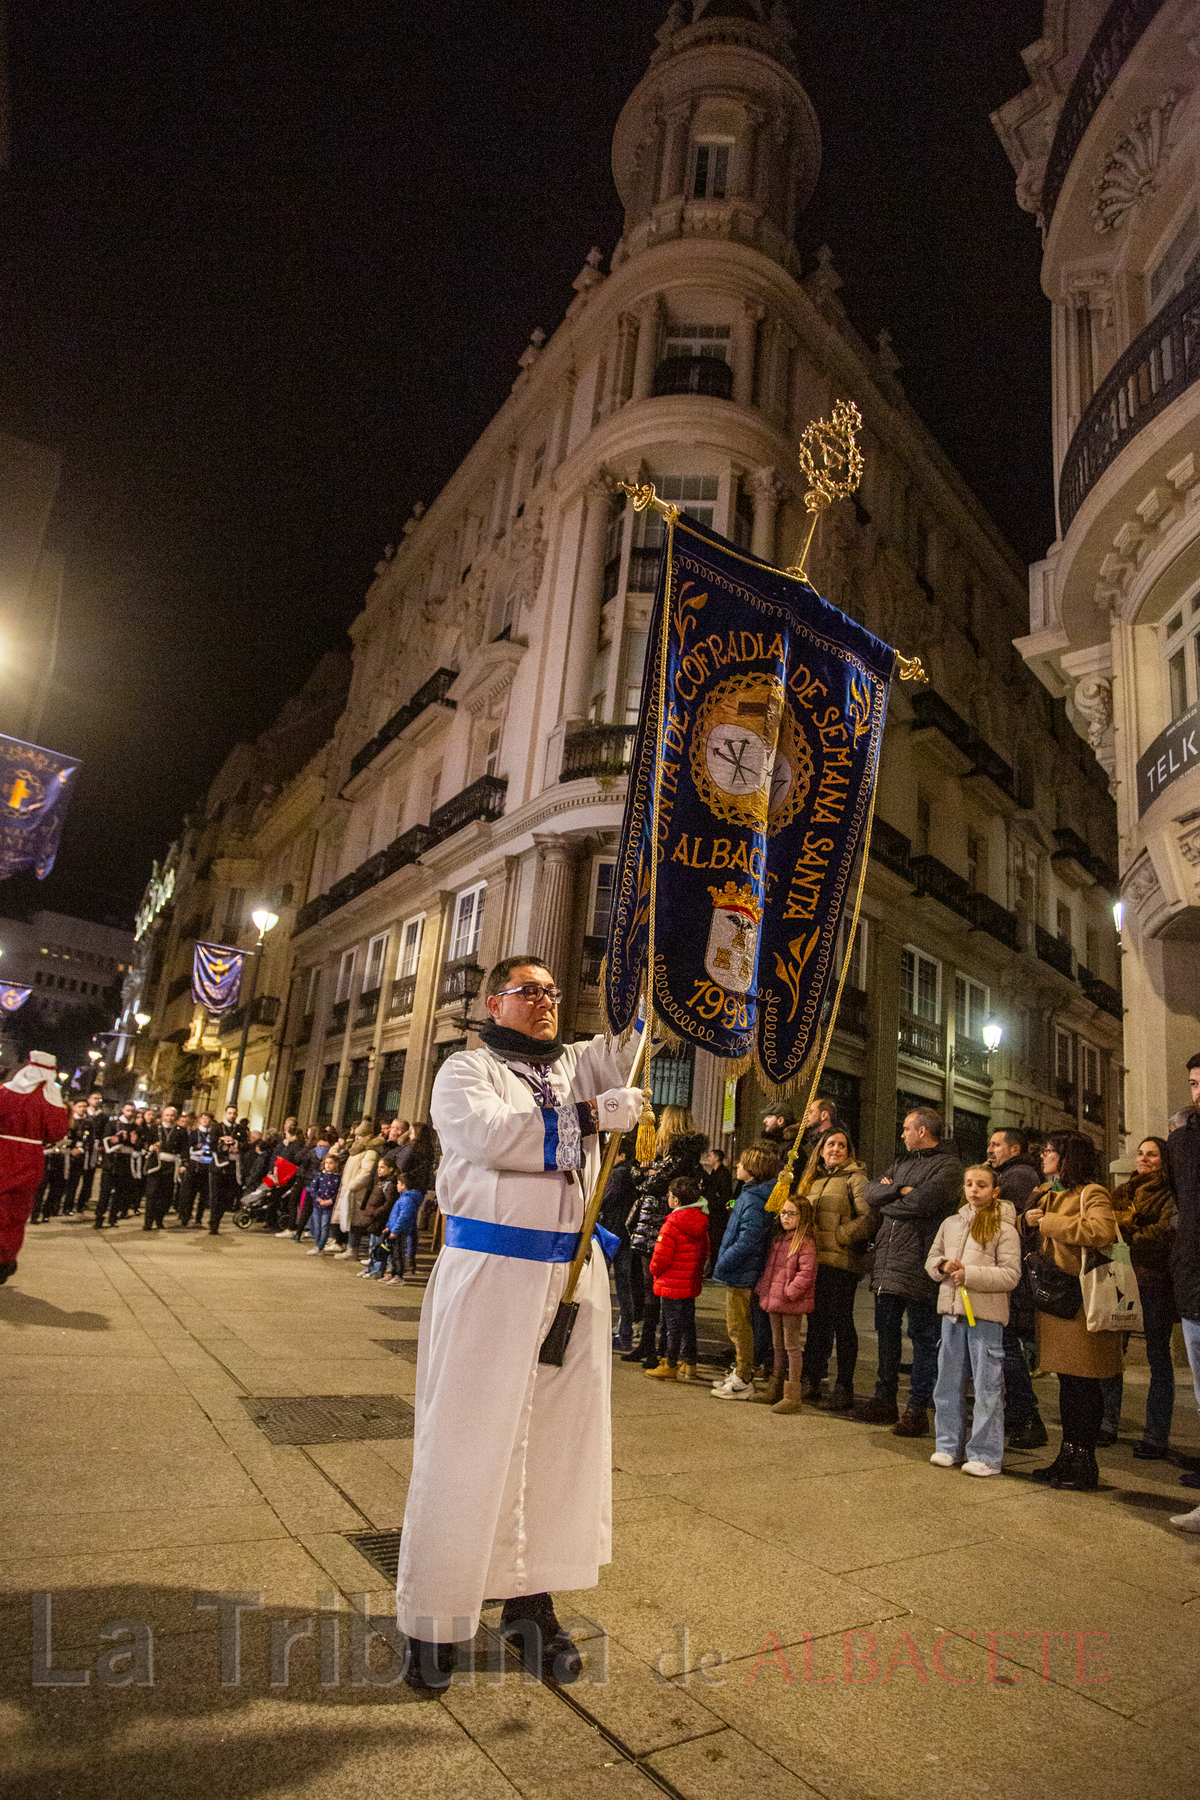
[0,0,1049,927]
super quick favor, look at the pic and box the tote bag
[1080,1226,1143,1333]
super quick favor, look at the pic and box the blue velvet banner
[0,734,81,880]
[0,984,32,1012]
[192,941,244,1015]
[604,511,895,1090]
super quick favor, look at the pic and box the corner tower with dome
[135,4,1123,1173]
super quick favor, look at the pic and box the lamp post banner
[603,511,894,1089]
[0,984,33,1012]
[0,734,81,881]
[192,942,245,1015]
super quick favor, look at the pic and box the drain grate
[239,1394,415,1444]
[345,1527,405,1582]
[371,1305,423,1322]
[371,1338,419,1361]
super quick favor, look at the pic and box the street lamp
[982,1021,1003,1054]
[229,908,279,1117]
[1112,900,1123,937]
[134,1011,151,1030]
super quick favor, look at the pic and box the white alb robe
[395,1032,636,1641]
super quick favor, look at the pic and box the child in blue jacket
[711,1141,781,1399]
[384,1181,422,1283]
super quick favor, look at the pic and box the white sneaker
[962,1460,1001,1478]
[929,1452,958,1468]
[713,1375,755,1400]
[307,1247,322,1256]
[333,1249,353,1259]
[275,1229,292,1237]
[1170,1504,1200,1532]
[710,1373,736,1393]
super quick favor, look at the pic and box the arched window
[691,139,732,200]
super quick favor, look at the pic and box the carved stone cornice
[1091,91,1180,233]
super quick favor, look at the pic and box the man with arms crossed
[397,956,643,1692]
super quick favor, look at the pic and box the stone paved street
[2,1216,1199,1799]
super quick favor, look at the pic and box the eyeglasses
[496,983,562,1003]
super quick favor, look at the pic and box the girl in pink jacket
[754,1196,818,1415]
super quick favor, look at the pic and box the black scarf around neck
[479,1020,566,1066]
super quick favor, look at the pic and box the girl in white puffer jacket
[924,1166,1021,1478]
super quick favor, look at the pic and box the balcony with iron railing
[911,854,974,924]
[389,973,418,1018]
[292,822,440,937]
[578,935,606,989]
[954,1038,992,1084]
[869,817,912,882]
[217,994,281,1038]
[626,546,663,592]
[347,667,458,782]
[652,355,734,400]
[429,774,507,841]
[968,890,1020,951]
[437,956,485,1010]
[898,1012,943,1067]
[296,1011,314,1046]
[329,997,350,1034]
[1054,1077,1078,1113]
[1060,270,1200,531]
[1041,0,1163,228]
[1083,1089,1107,1125]
[560,725,637,783]
[1035,925,1074,980]
[355,986,381,1031]
[1078,965,1124,1020]
[833,985,868,1039]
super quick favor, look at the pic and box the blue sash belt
[445,1214,619,1263]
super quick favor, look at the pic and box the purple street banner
[0,734,81,880]
[192,941,245,1015]
[0,983,33,1012]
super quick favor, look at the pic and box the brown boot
[677,1363,698,1383]
[852,1394,899,1425]
[800,1373,825,1404]
[645,1360,678,1380]
[751,1371,785,1405]
[893,1406,929,1438]
[772,1381,804,1415]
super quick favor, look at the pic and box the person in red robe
[0,1051,70,1284]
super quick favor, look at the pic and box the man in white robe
[396,956,644,1690]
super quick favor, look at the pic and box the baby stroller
[232,1181,276,1231]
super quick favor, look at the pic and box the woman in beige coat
[1025,1130,1121,1491]
[793,1128,872,1408]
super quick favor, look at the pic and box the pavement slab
[2,1221,1198,1798]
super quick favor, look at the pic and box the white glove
[595,1088,645,1133]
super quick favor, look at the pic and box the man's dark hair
[813,1095,838,1122]
[995,1127,1028,1152]
[707,1146,726,1162]
[668,1176,701,1205]
[1187,1052,1200,1071]
[905,1106,943,1142]
[486,954,552,997]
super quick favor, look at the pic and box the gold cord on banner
[618,481,679,1158]
[783,398,864,583]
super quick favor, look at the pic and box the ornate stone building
[995,0,1200,1136]
[135,2,1124,1165]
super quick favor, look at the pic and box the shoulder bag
[1026,1248,1083,1320]
[1080,1225,1143,1333]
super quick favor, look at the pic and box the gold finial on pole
[619,480,680,523]
[895,653,928,683]
[783,398,865,582]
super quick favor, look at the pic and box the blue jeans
[874,1292,941,1408]
[610,1242,639,1348]
[1181,1315,1200,1422]
[1002,1322,1041,1425]
[933,1315,1005,1468]
[312,1203,333,1251]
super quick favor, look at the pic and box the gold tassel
[765,1166,792,1214]
[636,1095,657,1164]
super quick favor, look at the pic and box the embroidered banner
[0,983,32,1012]
[604,511,895,1089]
[0,734,81,880]
[192,941,244,1016]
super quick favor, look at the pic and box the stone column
[661,102,693,202]
[400,889,455,1123]
[530,836,577,990]
[732,300,764,408]
[751,467,787,564]
[630,294,662,401]
[860,923,902,1177]
[560,474,613,723]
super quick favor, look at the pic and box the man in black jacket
[142,1106,189,1231]
[1168,1053,1200,1529]
[853,1106,962,1436]
[987,1126,1047,1449]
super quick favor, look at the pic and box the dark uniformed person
[207,1104,246,1235]
[142,1105,189,1230]
[178,1112,214,1227]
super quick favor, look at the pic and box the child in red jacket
[754,1196,818,1414]
[646,1176,710,1384]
